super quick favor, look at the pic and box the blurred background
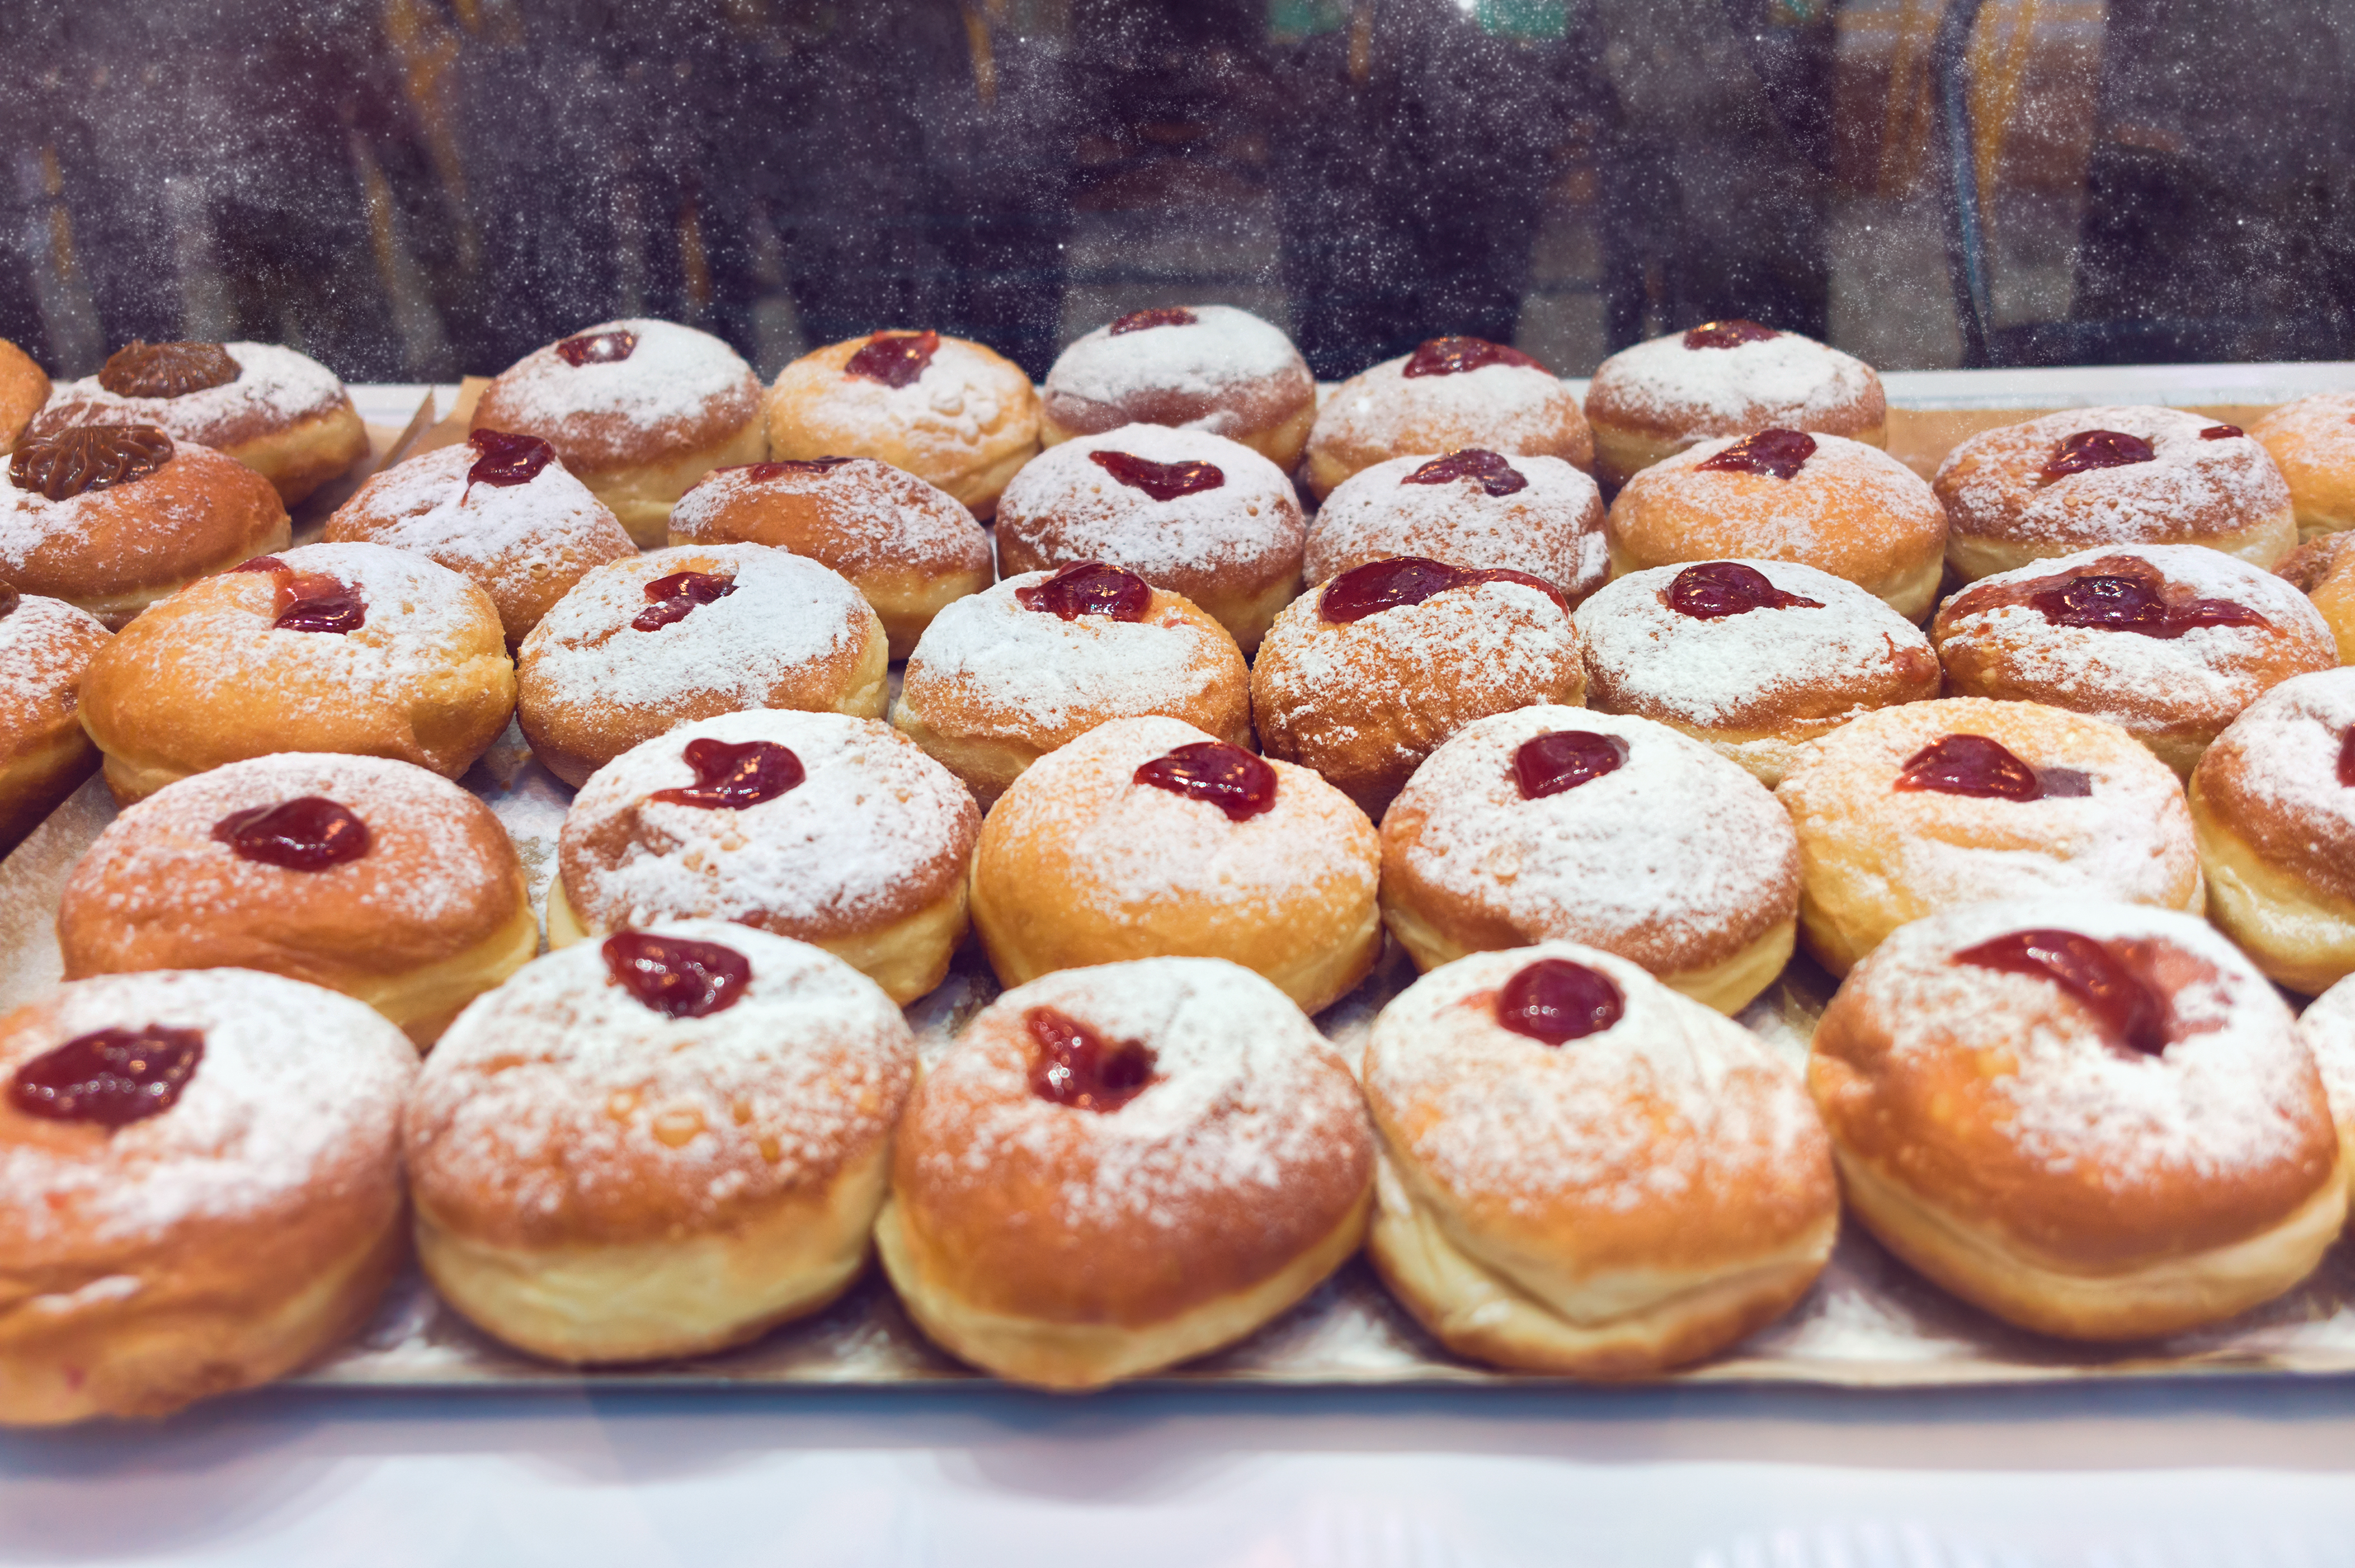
[5,0,2353,386]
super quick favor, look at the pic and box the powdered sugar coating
[2294,969,2355,1138]
[475,319,762,467]
[669,458,990,582]
[1610,432,1945,585]
[1043,306,1313,439]
[34,343,351,449]
[407,920,914,1244]
[0,594,108,738]
[1311,354,1586,469]
[561,710,979,936]
[1585,328,1882,440]
[1304,453,1607,600]
[769,333,1034,478]
[0,969,416,1248]
[2191,668,2355,904]
[997,423,1305,585]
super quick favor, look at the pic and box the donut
[1041,305,1318,472]
[968,715,1381,1014]
[0,968,416,1424]
[1303,449,1608,604]
[1305,336,1593,500]
[405,921,915,1364]
[1379,705,1798,1014]
[1810,900,2346,1340]
[994,422,1306,654]
[2293,973,2355,1173]
[1776,698,2203,977]
[1606,429,1947,621]
[1932,543,2337,777]
[2187,669,2355,994]
[57,753,535,1045]
[765,331,1040,521]
[667,455,992,659]
[893,563,1252,810]
[78,541,515,804]
[515,543,887,788]
[2275,530,2355,664]
[0,591,110,850]
[2250,392,2355,540]
[470,319,766,548]
[1249,557,1587,818]
[324,429,638,649]
[1,425,289,629]
[1935,405,2296,582]
[874,956,1374,1389]
[31,341,367,506]
[0,337,49,452]
[1362,942,1837,1375]
[551,710,979,1005]
[1583,320,1886,490]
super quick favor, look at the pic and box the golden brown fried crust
[2251,393,2355,536]
[0,441,287,615]
[1585,364,1884,448]
[1041,372,1316,458]
[2193,718,2355,909]
[473,340,764,478]
[0,339,48,451]
[765,335,1041,519]
[2276,530,2355,593]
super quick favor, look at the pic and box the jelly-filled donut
[58,753,535,1044]
[995,422,1305,654]
[1042,304,1318,471]
[1379,705,1798,1014]
[553,710,979,1005]
[893,563,1252,809]
[0,591,111,848]
[326,429,638,648]
[1303,449,1607,604]
[2293,973,2355,1173]
[31,340,368,505]
[78,542,515,803]
[2251,392,2355,540]
[1306,336,1591,501]
[1251,556,1587,818]
[1575,558,1940,787]
[1933,543,2336,777]
[874,956,1374,1388]
[1777,698,2203,976]
[2,424,288,629]
[1812,900,2346,1340]
[1364,942,1837,1375]
[0,337,50,450]
[968,715,1381,1013]
[471,319,766,547]
[668,455,993,659]
[1584,321,1886,489]
[516,543,887,788]
[406,921,916,1364]
[767,330,1040,521]
[1606,429,1947,621]
[1935,405,2296,582]
[2276,529,2355,664]
[0,969,416,1424]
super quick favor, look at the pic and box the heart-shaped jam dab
[1401,336,1543,378]
[1318,556,1563,624]
[1681,320,1780,350]
[1697,428,1816,480]
[651,738,805,808]
[466,429,556,490]
[1026,1006,1155,1112]
[633,570,735,632]
[2028,571,2266,639]
[1133,741,1277,821]
[212,797,370,870]
[9,425,174,500]
[845,330,938,388]
[98,340,238,398]
[556,328,637,366]
[1016,560,1152,622]
[1402,449,1526,497]
[10,1026,204,1127]
[1495,957,1624,1045]
[1109,307,1198,334]
[1665,561,1823,619]
[1089,449,1225,501]
[601,931,752,1019]
[1892,734,2088,801]
[1954,928,2167,1056]
[1513,731,1628,798]
[2039,429,2154,483]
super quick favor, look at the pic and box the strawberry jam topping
[1089,449,1225,501]
[1016,559,1153,621]
[555,327,638,366]
[2028,570,2266,639]
[731,457,855,484]
[211,797,370,870]
[1953,929,2168,1056]
[1401,336,1543,378]
[601,931,752,1019]
[1132,741,1277,821]
[2200,425,2243,440]
[1318,555,1563,623]
[1665,561,1824,619]
[1109,307,1198,334]
[633,570,735,632]
[1495,957,1624,1045]
[10,1026,204,1127]
[845,330,939,388]
[1681,320,1780,350]
[1026,1006,1155,1112]
[2040,429,2155,483]
[650,738,805,809]
[1697,428,1817,480]
[1514,731,1628,798]
[1402,448,1527,497]
[2340,730,2355,788]
[465,429,556,490]
[1893,734,2089,801]
[234,558,366,633]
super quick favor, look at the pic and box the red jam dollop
[601,931,752,1019]
[211,797,370,870]
[1318,555,1563,624]
[234,558,367,634]
[1681,320,1780,350]
[2040,429,2155,483]
[2200,425,2243,440]
[1495,958,1624,1045]
[2340,729,2355,788]
[1402,448,1527,498]
[1514,731,1628,798]
[845,330,939,389]
[734,457,855,484]
[1401,336,1543,378]
[555,328,638,367]
[1697,427,1817,480]
[1665,561,1824,619]
[1893,734,2089,801]
[9,1026,204,1127]
[1015,559,1153,622]
[1133,741,1277,821]
[1026,1006,1155,1113]
[1089,449,1225,501]
[466,429,557,490]
[2029,571,2267,639]
[1953,928,2168,1056]
[633,570,736,632]
[1109,307,1198,335]
[651,738,805,809]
